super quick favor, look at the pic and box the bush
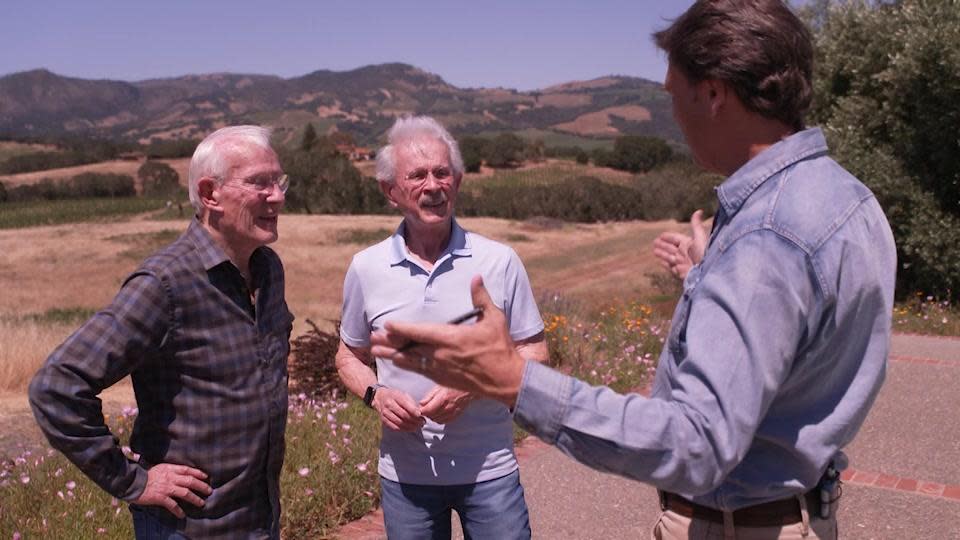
[608,135,673,173]
[628,161,720,221]
[137,161,183,198]
[808,0,960,299]
[68,173,136,198]
[280,148,388,215]
[459,136,487,173]
[486,133,526,168]
[145,138,199,159]
[459,175,645,222]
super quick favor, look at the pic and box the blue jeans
[380,469,532,540]
[130,506,187,540]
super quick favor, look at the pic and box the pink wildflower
[298,467,310,477]
[85,510,95,518]
[356,462,368,472]
[20,475,29,484]
[66,480,77,490]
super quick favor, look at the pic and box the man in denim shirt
[370,1,896,538]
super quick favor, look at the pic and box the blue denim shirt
[514,128,896,510]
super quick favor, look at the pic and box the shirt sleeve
[513,231,818,495]
[28,271,172,501]
[339,261,370,347]
[502,248,545,341]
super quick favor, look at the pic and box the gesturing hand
[652,209,708,281]
[371,275,527,409]
[134,463,212,519]
[420,385,472,424]
[373,387,426,432]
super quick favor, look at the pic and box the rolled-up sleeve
[514,230,818,495]
[28,271,172,501]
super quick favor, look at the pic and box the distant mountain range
[0,63,680,147]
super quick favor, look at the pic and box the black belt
[658,490,820,528]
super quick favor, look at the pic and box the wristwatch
[363,384,386,408]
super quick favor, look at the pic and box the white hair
[188,125,274,212]
[375,116,464,184]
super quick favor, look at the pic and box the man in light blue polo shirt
[335,115,547,539]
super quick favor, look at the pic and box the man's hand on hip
[134,463,212,519]
[420,385,472,424]
[374,387,426,432]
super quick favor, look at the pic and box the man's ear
[704,79,728,119]
[197,177,222,213]
[378,180,399,208]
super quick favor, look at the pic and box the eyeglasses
[402,166,454,187]
[221,174,290,195]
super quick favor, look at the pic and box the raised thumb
[469,275,495,315]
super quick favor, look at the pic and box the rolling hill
[0,64,680,147]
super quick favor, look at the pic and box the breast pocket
[667,264,701,359]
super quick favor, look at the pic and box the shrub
[459,175,645,222]
[68,173,136,198]
[628,161,720,221]
[137,161,183,199]
[459,136,489,173]
[486,133,526,168]
[808,0,960,299]
[280,148,388,215]
[145,138,199,159]
[608,136,674,173]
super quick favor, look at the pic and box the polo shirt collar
[388,217,472,266]
[716,127,829,217]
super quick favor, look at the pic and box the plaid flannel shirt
[29,219,294,539]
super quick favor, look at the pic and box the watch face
[363,385,375,406]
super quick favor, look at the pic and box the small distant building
[335,144,375,161]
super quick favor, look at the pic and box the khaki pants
[651,497,838,540]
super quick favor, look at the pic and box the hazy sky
[1,0,700,90]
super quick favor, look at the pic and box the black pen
[396,307,484,353]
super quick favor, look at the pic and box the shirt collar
[716,127,829,216]
[186,218,231,271]
[388,217,472,266]
[185,217,269,275]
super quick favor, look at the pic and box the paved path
[336,334,960,539]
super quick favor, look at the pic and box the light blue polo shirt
[340,218,544,485]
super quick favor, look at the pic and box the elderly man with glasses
[335,115,548,539]
[30,125,294,539]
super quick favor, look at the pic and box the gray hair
[188,125,274,212]
[375,116,464,184]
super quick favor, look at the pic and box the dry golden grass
[0,319,76,391]
[554,105,653,136]
[0,213,687,392]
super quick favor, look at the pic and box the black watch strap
[363,384,385,408]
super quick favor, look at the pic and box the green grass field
[0,198,170,230]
